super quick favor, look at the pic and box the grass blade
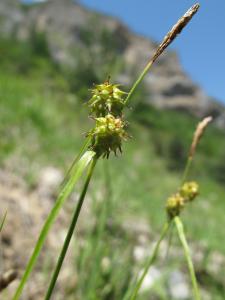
[61,136,91,188]
[128,222,170,300]
[13,150,96,300]
[0,211,7,232]
[174,216,201,300]
[44,157,97,300]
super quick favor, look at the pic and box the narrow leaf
[61,136,91,188]
[174,216,201,300]
[13,150,96,300]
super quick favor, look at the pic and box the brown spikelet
[124,4,200,105]
[152,4,200,63]
[189,116,213,158]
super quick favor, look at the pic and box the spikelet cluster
[87,114,129,158]
[180,181,199,201]
[87,79,128,158]
[88,82,126,117]
[166,181,199,219]
[166,193,185,219]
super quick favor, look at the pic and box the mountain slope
[0,0,225,124]
[1,2,225,299]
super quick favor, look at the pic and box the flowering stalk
[13,3,202,299]
[43,82,129,297]
[163,116,214,300]
[120,4,202,299]
[182,116,212,184]
[128,222,170,300]
[127,115,213,299]
[85,163,112,298]
[125,3,200,105]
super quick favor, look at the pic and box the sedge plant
[13,3,201,299]
[127,116,212,300]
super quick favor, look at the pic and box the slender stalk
[124,60,154,105]
[124,4,200,105]
[103,160,113,217]
[164,221,174,261]
[85,162,112,297]
[44,157,97,300]
[13,150,96,300]
[181,156,193,184]
[129,222,170,300]
[174,216,201,300]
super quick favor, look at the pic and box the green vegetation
[1,28,225,299]
[1,33,225,251]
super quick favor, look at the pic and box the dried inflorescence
[166,181,199,219]
[152,4,200,63]
[88,81,126,117]
[189,116,213,158]
[87,114,129,158]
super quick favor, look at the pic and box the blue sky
[78,0,225,104]
[22,0,225,103]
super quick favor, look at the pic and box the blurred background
[0,0,225,299]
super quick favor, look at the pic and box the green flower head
[180,181,199,202]
[88,80,127,117]
[87,114,129,158]
[166,193,185,219]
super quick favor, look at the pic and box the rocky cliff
[1,0,225,126]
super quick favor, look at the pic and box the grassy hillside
[1,35,225,298]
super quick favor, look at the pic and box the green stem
[103,160,113,217]
[164,221,174,261]
[129,222,170,300]
[13,150,96,300]
[181,156,193,184]
[124,60,154,105]
[85,162,111,297]
[174,216,201,300]
[44,157,97,300]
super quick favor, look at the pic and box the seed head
[166,193,185,219]
[189,116,213,158]
[180,181,199,202]
[87,114,129,158]
[88,81,126,117]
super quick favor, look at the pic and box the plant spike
[125,3,200,105]
[182,116,212,183]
